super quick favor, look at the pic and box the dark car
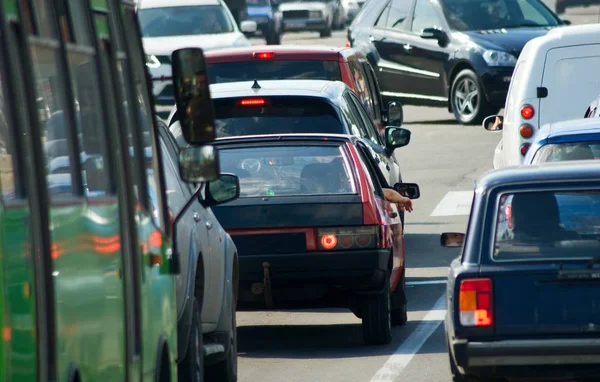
[243,0,283,44]
[348,0,569,124]
[167,79,411,223]
[206,133,420,345]
[204,46,403,129]
[442,161,600,381]
[555,0,600,14]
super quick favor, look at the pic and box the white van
[482,23,600,169]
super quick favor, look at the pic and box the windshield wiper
[502,22,547,28]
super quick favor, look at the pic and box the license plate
[287,21,306,28]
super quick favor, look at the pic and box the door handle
[205,221,213,230]
[403,44,412,51]
[193,212,201,222]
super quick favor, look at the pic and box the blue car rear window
[207,61,342,84]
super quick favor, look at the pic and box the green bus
[0,1,218,381]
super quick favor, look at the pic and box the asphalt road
[237,8,600,382]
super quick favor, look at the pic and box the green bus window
[65,1,93,45]
[31,0,58,38]
[17,0,37,35]
[0,71,19,201]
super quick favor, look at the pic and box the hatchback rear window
[207,60,342,84]
[493,190,600,261]
[531,141,600,164]
[214,97,345,137]
[219,144,357,197]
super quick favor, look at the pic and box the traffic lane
[237,283,450,382]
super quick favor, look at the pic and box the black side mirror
[387,101,403,126]
[562,19,571,25]
[393,182,420,199]
[483,115,503,131]
[204,173,241,207]
[171,48,216,145]
[440,232,465,248]
[420,27,448,45]
[178,145,220,183]
[385,126,411,152]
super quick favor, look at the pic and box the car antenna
[252,79,261,89]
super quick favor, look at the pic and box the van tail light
[459,278,493,327]
[253,51,275,59]
[317,226,379,250]
[519,124,534,138]
[521,105,534,119]
[238,98,269,106]
[520,143,531,156]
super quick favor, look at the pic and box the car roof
[521,24,600,58]
[536,118,600,140]
[204,45,365,63]
[477,160,600,191]
[209,79,349,100]
[212,133,355,145]
[138,0,221,9]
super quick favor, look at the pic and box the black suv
[348,0,568,124]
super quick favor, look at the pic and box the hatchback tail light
[459,278,493,327]
[345,41,351,47]
[253,51,275,59]
[521,105,534,119]
[317,226,379,251]
[519,124,534,138]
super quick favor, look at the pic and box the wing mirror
[393,182,420,199]
[483,115,503,131]
[204,173,241,207]
[562,19,571,25]
[387,101,403,126]
[178,145,220,183]
[441,232,465,248]
[240,20,258,33]
[385,126,411,153]
[420,27,448,45]
[171,48,216,145]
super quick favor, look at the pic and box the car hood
[143,33,251,56]
[279,2,328,11]
[461,26,561,56]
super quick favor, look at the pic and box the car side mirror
[204,174,240,207]
[240,20,258,33]
[178,145,220,183]
[483,115,503,131]
[420,27,448,45]
[393,182,420,199]
[562,19,571,25]
[171,48,216,145]
[387,101,403,126]
[441,232,465,248]
[385,126,411,152]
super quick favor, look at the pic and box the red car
[204,45,404,132]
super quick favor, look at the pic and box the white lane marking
[369,294,447,382]
[430,191,474,217]
[406,280,447,286]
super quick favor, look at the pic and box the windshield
[214,97,345,137]
[441,0,559,31]
[207,61,342,84]
[219,144,357,197]
[494,190,600,261]
[138,6,234,37]
[531,141,600,164]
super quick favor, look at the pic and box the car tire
[205,304,237,382]
[361,277,393,345]
[178,299,203,382]
[266,31,280,45]
[450,69,496,125]
[320,22,332,38]
[391,268,407,326]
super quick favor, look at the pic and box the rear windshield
[493,190,600,261]
[207,61,342,84]
[531,141,600,164]
[219,144,357,197]
[214,97,345,137]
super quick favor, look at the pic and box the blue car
[244,0,283,45]
[442,161,600,381]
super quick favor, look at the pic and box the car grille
[232,233,307,256]
[283,10,309,19]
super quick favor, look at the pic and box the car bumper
[283,19,327,31]
[239,248,389,291]
[479,67,514,106]
[452,337,600,378]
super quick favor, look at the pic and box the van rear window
[494,190,600,261]
[214,96,345,137]
[207,60,342,84]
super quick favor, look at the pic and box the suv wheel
[450,69,496,125]
[205,304,237,382]
[361,278,393,345]
[319,21,332,38]
[391,268,407,326]
[178,299,203,382]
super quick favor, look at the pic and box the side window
[411,0,443,33]
[375,2,390,28]
[159,136,189,216]
[347,92,383,146]
[0,60,20,201]
[348,60,373,118]
[386,0,412,30]
[122,6,166,229]
[341,93,369,138]
[360,61,382,121]
[355,145,385,199]
[516,0,550,24]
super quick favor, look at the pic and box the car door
[403,0,451,99]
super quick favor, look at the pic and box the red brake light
[238,98,268,106]
[317,226,379,251]
[459,278,493,327]
[521,105,534,119]
[253,51,275,59]
[520,143,531,156]
[345,40,351,47]
[519,124,534,139]
[320,234,338,250]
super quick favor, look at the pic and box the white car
[278,0,337,37]
[137,0,257,117]
[483,23,600,169]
